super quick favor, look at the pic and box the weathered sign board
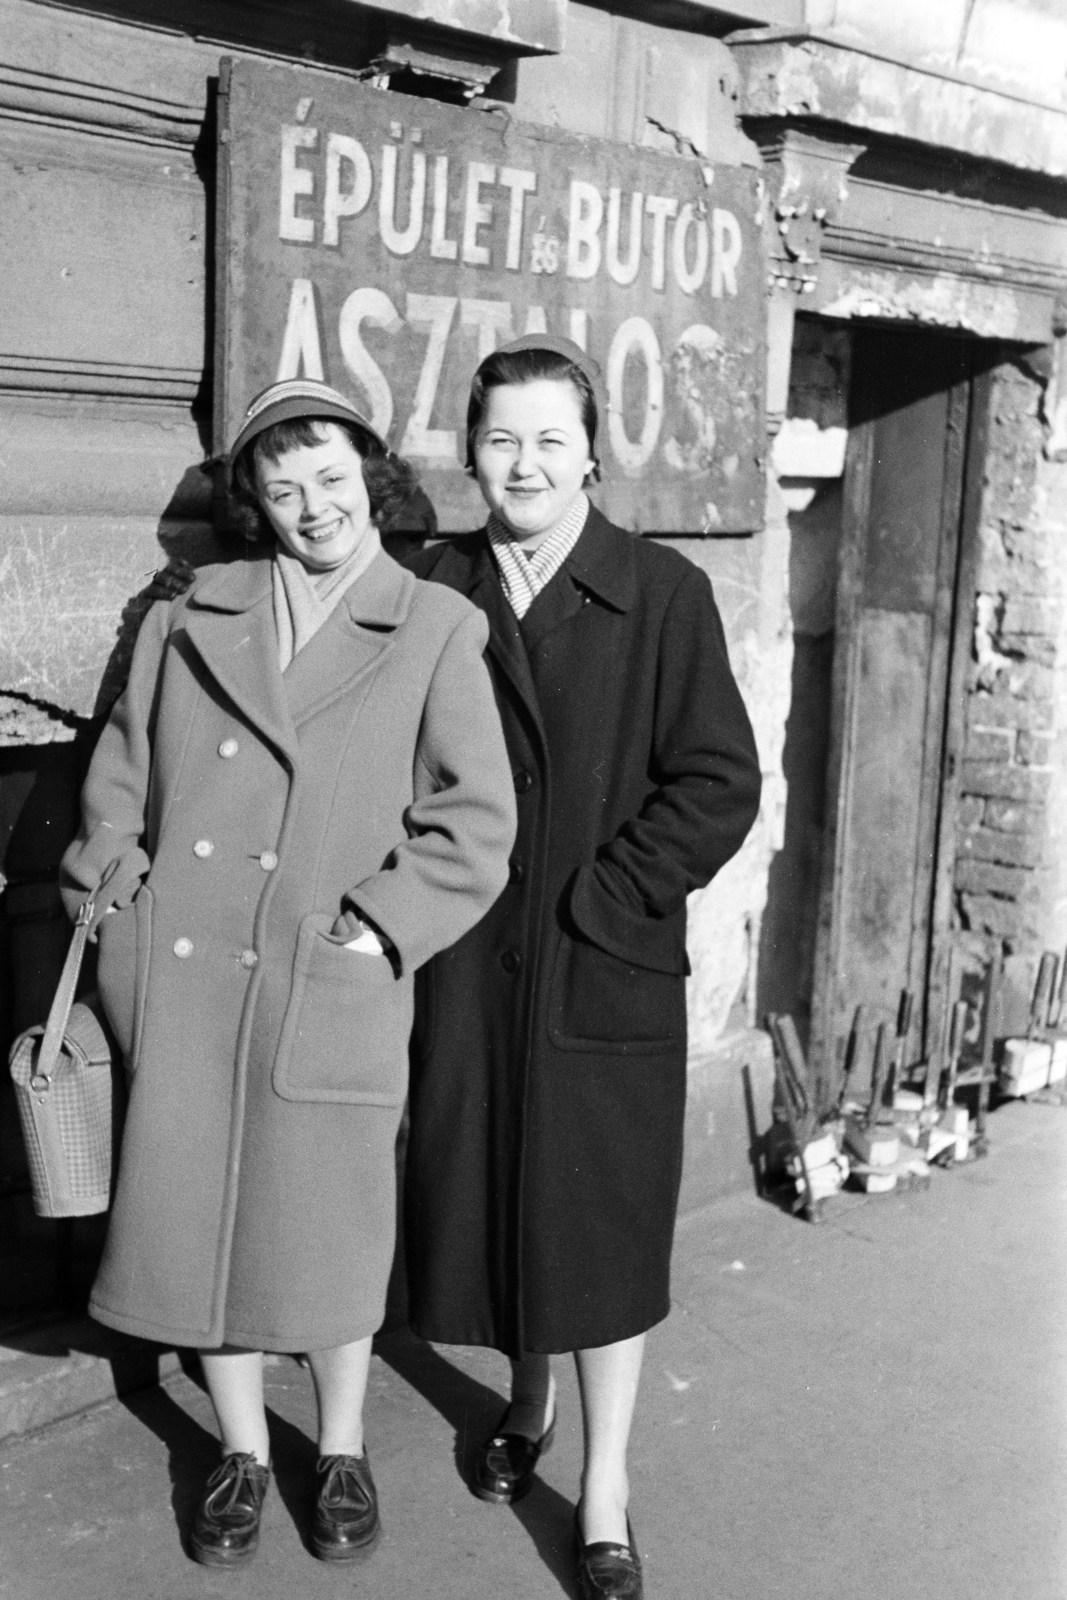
[216,58,766,533]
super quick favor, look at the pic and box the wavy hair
[229,417,419,540]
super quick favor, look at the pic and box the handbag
[8,877,125,1218]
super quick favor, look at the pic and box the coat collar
[561,503,636,614]
[183,549,414,762]
[187,545,414,628]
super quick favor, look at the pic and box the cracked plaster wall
[957,354,1067,1031]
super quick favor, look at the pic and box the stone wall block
[958,794,985,828]
[1016,730,1054,766]
[964,726,1014,762]
[1001,596,1058,635]
[968,692,1054,733]
[986,661,1055,700]
[955,858,1029,899]
[957,827,1044,869]
[983,797,1044,834]
[957,892,1026,938]
[960,760,1052,803]
[999,633,1057,667]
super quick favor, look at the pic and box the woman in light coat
[60,379,515,1569]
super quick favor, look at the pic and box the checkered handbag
[8,879,125,1218]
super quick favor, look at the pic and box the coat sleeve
[339,606,517,975]
[569,565,762,974]
[59,599,170,930]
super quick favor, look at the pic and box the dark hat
[476,334,608,453]
[228,379,386,470]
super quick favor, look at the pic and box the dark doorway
[806,325,985,1088]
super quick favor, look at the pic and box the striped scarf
[487,494,589,620]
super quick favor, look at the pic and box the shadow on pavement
[117,1350,320,1558]
[375,1328,578,1597]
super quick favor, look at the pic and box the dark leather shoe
[190,1452,270,1567]
[312,1452,381,1561]
[575,1512,643,1600]
[472,1413,556,1504]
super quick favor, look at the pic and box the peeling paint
[819,269,1022,337]
[733,38,1067,178]
[370,0,565,52]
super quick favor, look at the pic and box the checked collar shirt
[486,493,590,620]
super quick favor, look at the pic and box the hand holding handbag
[8,875,126,1218]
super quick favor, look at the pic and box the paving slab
[0,1100,1064,1600]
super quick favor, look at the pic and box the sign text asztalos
[217,59,766,534]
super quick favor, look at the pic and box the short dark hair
[229,416,419,539]
[465,347,600,479]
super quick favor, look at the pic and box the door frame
[808,332,990,1083]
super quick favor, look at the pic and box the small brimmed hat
[474,334,608,455]
[228,379,386,471]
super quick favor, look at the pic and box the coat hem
[90,1298,384,1353]
[408,1302,671,1358]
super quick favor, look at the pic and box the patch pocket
[96,886,153,1068]
[273,914,413,1104]
[548,932,685,1055]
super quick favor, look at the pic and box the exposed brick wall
[956,354,1067,1016]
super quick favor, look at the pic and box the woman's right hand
[144,557,195,604]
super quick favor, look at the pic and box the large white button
[218,738,239,759]
[259,851,278,871]
[193,839,214,858]
[240,949,258,969]
[173,937,193,958]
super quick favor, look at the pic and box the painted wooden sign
[216,57,766,533]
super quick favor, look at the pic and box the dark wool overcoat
[403,507,761,1356]
[60,549,515,1352]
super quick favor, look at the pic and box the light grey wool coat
[60,548,516,1352]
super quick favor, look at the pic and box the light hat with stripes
[228,379,386,471]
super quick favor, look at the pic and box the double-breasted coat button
[193,839,214,858]
[500,949,522,973]
[513,770,533,793]
[173,937,193,958]
[240,949,258,969]
[218,738,239,759]
[258,851,278,871]
[509,859,525,883]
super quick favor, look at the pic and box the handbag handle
[30,862,122,1094]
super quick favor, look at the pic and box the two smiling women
[63,335,760,1600]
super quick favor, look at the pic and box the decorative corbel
[751,128,865,437]
[755,127,866,295]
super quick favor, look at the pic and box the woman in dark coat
[404,336,761,1600]
[60,379,515,1569]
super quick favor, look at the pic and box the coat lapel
[184,555,300,767]
[433,534,545,740]
[518,565,585,652]
[282,550,414,727]
[519,505,636,652]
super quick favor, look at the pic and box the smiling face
[254,421,373,571]
[473,378,596,546]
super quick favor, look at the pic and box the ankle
[220,1440,271,1470]
[318,1436,364,1460]
[578,1472,630,1544]
[504,1376,556,1441]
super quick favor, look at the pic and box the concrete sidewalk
[1,1099,1064,1600]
